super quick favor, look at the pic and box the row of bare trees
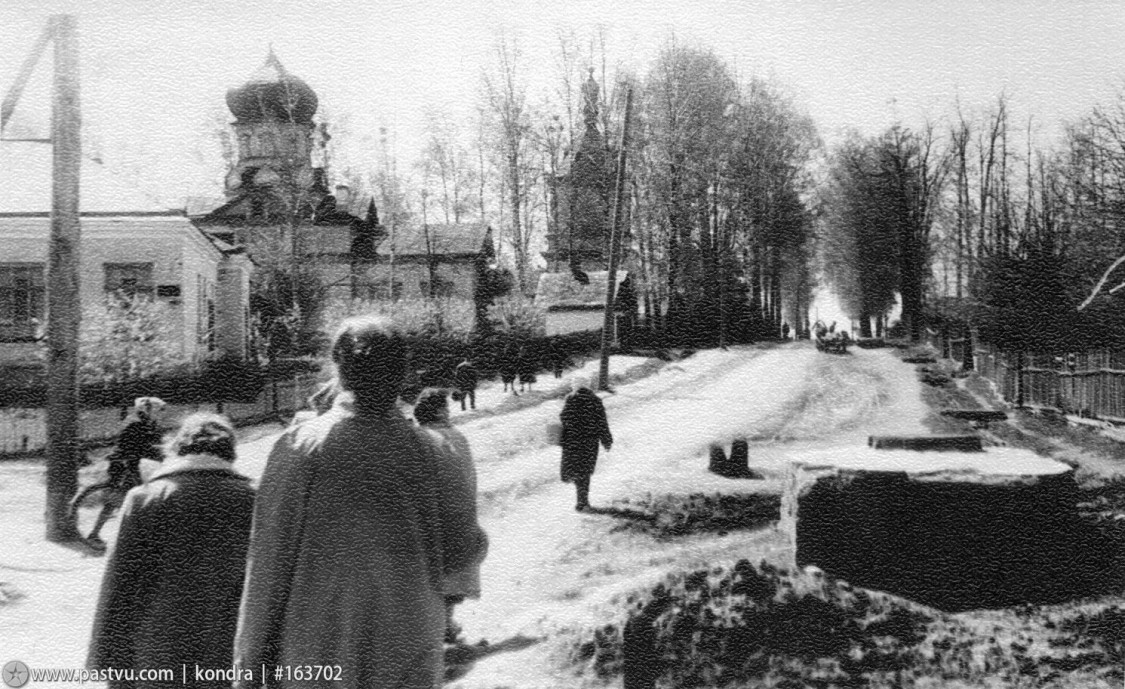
[820,89,1125,350]
[366,34,822,345]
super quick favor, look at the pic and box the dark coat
[233,397,488,689]
[108,417,164,489]
[454,361,478,392]
[559,387,613,482]
[88,454,255,689]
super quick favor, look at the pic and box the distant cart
[816,332,850,354]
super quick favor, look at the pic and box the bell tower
[223,48,325,198]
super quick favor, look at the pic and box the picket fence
[0,373,323,457]
[968,339,1125,423]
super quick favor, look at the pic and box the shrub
[486,295,546,337]
[78,296,197,385]
[320,296,476,342]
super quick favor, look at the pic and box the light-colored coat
[233,397,487,689]
[421,423,483,599]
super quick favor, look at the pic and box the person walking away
[414,388,484,645]
[517,344,537,393]
[499,341,519,395]
[234,315,488,689]
[88,413,254,688]
[85,396,167,551]
[453,359,478,411]
[549,339,567,379]
[559,380,613,512]
[781,322,790,340]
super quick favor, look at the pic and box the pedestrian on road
[88,412,254,689]
[85,396,167,551]
[500,340,519,394]
[559,380,613,512]
[414,388,485,645]
[453,359,478,411]
[517,344,537,393]
[234,315,488,689]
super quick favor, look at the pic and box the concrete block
[781,446,1104,611]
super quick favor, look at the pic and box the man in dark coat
[88,413,254,688]
[559,381,613,511]
[453,359,478,411]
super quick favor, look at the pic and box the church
[535,70,636,339]
[188,49,383,306]
[189,51,497,337]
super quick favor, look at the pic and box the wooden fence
[0,373,323,457]
[942,331,1125,423]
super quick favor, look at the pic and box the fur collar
[150,454,244,480]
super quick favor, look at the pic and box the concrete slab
[780,445,1100,611]
[868,434,984,452]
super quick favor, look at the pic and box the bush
[78,296,197,385]
[320,296,477,343]
[486,295,546,337]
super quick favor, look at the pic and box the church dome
[226,49,318,124]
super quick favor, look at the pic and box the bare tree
[481,31,535,294]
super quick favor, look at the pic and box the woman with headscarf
[559,380,613,512]
[88,412,254,688]
[234,316,488,689]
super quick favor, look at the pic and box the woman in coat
[87,413,254,688]
[414,388,484,644]
[234,316,488,689]
[559,380,613,511]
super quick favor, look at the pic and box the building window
[419,275,456,298]
[0,263,45,342]
[104,263,154,299]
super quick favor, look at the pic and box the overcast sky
[3,0,1125,206]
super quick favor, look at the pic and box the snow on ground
[0,343,925,687]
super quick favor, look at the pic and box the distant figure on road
[234,315,488,689]
[548,339,568,379]
[88,413,253,688]
[499,341,519,395]
[517,344,537,393]
[453,359,478,411]
[414,388,485,645]
[559,380,613,512]
[781,322,790,340]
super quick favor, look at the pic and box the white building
[0,141,252,367]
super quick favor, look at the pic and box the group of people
[84,314,616,688]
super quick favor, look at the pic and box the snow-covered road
[0,342,925,688]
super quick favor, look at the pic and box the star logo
[2,660,29,688]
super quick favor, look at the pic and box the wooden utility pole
[44,14,82,542]
[598,86,633,392]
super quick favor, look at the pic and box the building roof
[0,214,225,260]
[534,270,629,310]
[377,223,491,258]
[0,140,177,215]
